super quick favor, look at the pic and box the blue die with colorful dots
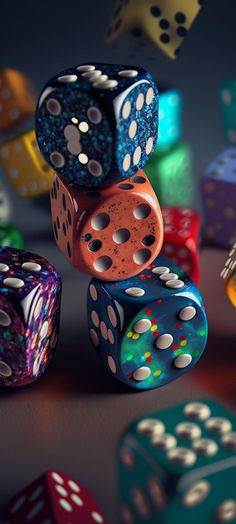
[87,255,208,390]
[35,63,158,188]
[158,87,182,149]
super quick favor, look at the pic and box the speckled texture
[35,63,158,187]
[87,254,208,390]
[50,171,163,280]
[118,399,236,523]
[0,246,61,386]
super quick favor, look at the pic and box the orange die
[221,241,236,307]
[51,171,164,280]
[0,69,36,132]
[0,129,54,198]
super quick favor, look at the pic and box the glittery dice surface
[200,148,236,248]
[36,63,158,187]
[51,171,164,281]
[158,88,182,149]
[87,254,208,390]
[0,247,61,386]
[118,399,236,524]
[221,241,236,307]
[220,79,236,145]
[4,469,107,523]
[106,0,204,60]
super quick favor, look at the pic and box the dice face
[36,63,158,187]
[0,68,36,132]
[87,254,208,390]
[51,172,164,281]
[106,1,204,60]
[144,142,193,208]
[0,224,24,249]
[221,241,236,307]
[201,149,236,248]
[0,130,54,198]
[158,88,182,149]
[161,207,200,284]
[118,399,236,524]
[0,247,61,386]
[4,469,107,523]
[220,80,236,145]
[0,180,11,225]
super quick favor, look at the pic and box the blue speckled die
[35,63,158,187]
[87,255,208,390]
[159,87,182,149]
[0,247,61,387]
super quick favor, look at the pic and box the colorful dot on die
[139,274,145,279]
[154,369,161,376]
[146,357,153,363]
[127,332,133,338]
[176,323,183,329]
[127,354,133,361]
[151,318,157,324]
[152,331,160,337]
[144,352,151,358]
[145,309,152,315]
[180,340,187,347]
[172,344,179,350]
[193,351,199,357]
[198,329,206,337]
[128,373,133,379]
[175,349,182,356]
[180,335,186,341]
[151,324,158,331]
[157,299,163,304]
[133,334,140,340]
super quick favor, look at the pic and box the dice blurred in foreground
[0,68,36,132]
[118,399,236,524]
[220,79,236,145]
[0,224,24,249]
[0,179,11,224]
[221,241,236,308]
[158,86,182,149]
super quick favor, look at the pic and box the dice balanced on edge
[4,469,107,523]
[87,254,207,390]
[35,63,158,187]
[118,399,236,524]
[0,247,61,386]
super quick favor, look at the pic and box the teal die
[159,88,182,149]
[118,399,236,524]
[144,142,193,208]
[220,80,236,145]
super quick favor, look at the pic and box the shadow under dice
[36,63,158,187]
[87,255,208,390]
[0,247,61,386]
[51,171,163,280]
[118,399,236,524]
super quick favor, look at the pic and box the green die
[143,142,193,208]
[0,224,24,249]
[220,80,236,144]
[118,399,236,524]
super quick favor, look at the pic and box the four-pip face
[36,63,158,187]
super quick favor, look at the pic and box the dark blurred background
[0,1,236,522]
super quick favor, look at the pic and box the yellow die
[0,129,54,198]
[106,0,203,59]
[221,242,236,308]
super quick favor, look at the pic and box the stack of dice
[35,62,208,391]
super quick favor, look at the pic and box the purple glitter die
[0,246,62,387]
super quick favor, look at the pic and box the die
[144,142,193,208]
[105,1,204,60]
[0,179,11,225]
[219,79,236,145]
[0,129,54,198]
[158,86,182,149]
[4,469,107,523]
[118,399,236,524]
[0,246,61,386]
[0,224,24,249]
[161,207,200,285]
[0,68,36,132]
[87,254,208,390]
[200,148,236,248]
[36,62,158,187]
[221,241,236,308]
[51,171,163,281]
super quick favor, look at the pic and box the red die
[161,207,201,284]
[4,469,107,524]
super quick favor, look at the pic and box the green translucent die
[144,142,193,208]
[118,399,236,524]
[220,80,236,144]
[0,224,24,249]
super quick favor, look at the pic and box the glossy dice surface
[200,148,236,248]
[144,142,193,208]
[4,469,107,523]
[87,254,208,390]
[220,79,236,145]
[0,129,54,198]
[221,241,236,307]
[0,224,24,249]
[0,179,11,224]
[0,247,61,386]
[118,399,236,524]
[51,171,163,281]
[36,63,158,187]
[157,86,182,149]
[0,68,36,132]
[161,207,200,284]
[106,0,204,60]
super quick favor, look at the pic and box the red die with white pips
[4,470,107,524]
[161,207,201,285]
